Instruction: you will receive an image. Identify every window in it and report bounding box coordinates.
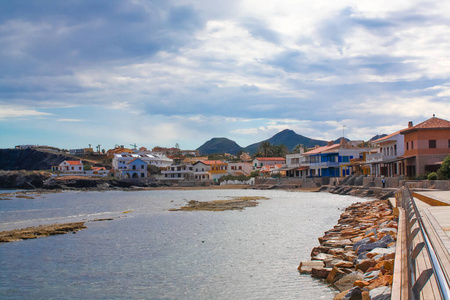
[141,165,144,169]
[448,139,450,148]
[429,140,436,148]
[406,142,409,150]
[411,141,414,149]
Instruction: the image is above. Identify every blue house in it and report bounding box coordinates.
[118,158,147,178]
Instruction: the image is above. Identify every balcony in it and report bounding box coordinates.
[310,161,340,167]
[366,153,397,163]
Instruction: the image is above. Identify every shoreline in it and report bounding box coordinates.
[0,184,397,299]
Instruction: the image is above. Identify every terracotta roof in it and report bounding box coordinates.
[254,157,286,161]
[66,160,82,165]
[127,158,145,164]
[371,129,405,144]
[401,117,450,134]
[197,160,226,165]
[304,143,340,155]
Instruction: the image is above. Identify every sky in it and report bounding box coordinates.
[1,0,450,151]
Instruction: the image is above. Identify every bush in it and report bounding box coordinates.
[438,154,450,180]
[427,172,438,180]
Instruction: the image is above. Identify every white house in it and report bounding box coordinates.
[112,153,173,170]
[227,162,252,176]
[252,157,286,170]
[52,160,83,173]
[366,129,405,176]
[302,139,370,177]
[161,164,195,181]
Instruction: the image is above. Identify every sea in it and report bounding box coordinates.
[0,189,361,299]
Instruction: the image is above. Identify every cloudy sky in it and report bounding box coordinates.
[1,0,450,150]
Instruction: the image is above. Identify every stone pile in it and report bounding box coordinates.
[298,199,397,300]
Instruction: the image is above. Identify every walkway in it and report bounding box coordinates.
[409,191,450,299]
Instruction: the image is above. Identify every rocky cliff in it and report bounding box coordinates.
[0,149,76,171]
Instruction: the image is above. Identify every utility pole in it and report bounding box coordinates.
[343,125,346,139]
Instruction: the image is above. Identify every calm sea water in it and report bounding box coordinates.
[0,189,360,299]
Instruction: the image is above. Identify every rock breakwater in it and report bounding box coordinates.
[299,199,397,300]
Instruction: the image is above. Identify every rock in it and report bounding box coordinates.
[367,275,393,290]
[333,260,354,268]
[373,260,394,272]
[311,246,331,256]
[366,247,395,259]
[369,286,391,300]
[352,237,371,251]
[327,267,347,284]
[311,267,332,279]
[323,238,353,248]
[355,260,376,273]
[312,253,335,261]
[353,280,370,288]
[298,261,324,274]
[329,248,345,256]
[363,270,380,281]
[356,234,394,255]
[334,272,364,292]
[342,286,362,300]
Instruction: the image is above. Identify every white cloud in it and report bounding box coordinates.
[0,104,52,120]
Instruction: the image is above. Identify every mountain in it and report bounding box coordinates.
[243,129,328,154]
[197,138,243,155]
[369,134,387,142]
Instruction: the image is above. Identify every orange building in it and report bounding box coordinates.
[400,116,450,177]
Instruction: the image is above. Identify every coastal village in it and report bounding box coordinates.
[3,115,450,300]
[14,115,449,188]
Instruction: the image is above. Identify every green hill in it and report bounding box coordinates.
[197,138,243,155]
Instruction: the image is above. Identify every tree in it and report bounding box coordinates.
[83,164,92,171]
[273,144,288,157]
[438,154,450,179]
[257,141,272,157]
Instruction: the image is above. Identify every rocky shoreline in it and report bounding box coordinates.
[299,199,397,300]
[0,222,88,243]
[169,196,270,211]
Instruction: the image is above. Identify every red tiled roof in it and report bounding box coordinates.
[371,129,405,144]
[66,160,82,165]
[197,160,226,165]
[127,158,145,164]
[401,117,450,134]
[254,157,286,161]
[304,143,340,155]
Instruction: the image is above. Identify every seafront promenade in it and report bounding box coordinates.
[393,189,450,299]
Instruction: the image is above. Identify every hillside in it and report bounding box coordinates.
[243,129,328,154]
[197,138,243,155]
[0,149,108,171]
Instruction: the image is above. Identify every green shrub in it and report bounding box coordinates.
[427,172,438,180]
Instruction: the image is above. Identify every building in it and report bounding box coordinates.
[365,130,405,177]
[301,139,370,177]
[400,116,450,177]
[152,147,200,157]
[52,160,83,172]
[112,153,173,171]
[252,157,286,170]
[227,162,252,176]
[193,160,228,181]
[117,158,148,178]
[107,146,135,158]
[69,148,94,156]
[161,164,195,182]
